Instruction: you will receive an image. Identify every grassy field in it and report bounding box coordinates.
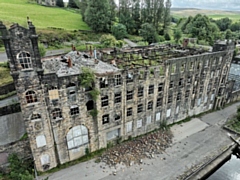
[0,0,90,30]
[171,8,240,22]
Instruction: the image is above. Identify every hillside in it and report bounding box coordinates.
[0,0,90,30]
[171,8,240,22]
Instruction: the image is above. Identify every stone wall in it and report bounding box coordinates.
[0,83,15,95]
[0,139,31,169]
[0,103,21,116]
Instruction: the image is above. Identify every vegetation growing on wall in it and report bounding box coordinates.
[0,153,34,180]
[79,67,99,118]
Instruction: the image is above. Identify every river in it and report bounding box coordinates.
[207,155,240,180]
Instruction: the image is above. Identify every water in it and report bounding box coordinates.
[207,155,240,180]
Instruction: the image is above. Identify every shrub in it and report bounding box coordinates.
[99,34,117,47]
[111,23,127,40]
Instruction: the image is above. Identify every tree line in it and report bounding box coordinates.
[59,0,172,44]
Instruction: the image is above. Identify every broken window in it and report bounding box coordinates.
[26,90,38,104]
[137,119,143,128]
[101,96,109,107]
[114,74,122,86]
[159,66,164,76]
[126,121,133,133]
[156,98,162,107]
[126,73,134,83]
[148,85,154,94]
[126,90,133,100]
[127,107,133,116]
[171,64,176,74]
[179,78,184,87]
[102,114,109,124]
[71,106,79,116]
[17,51,32,69]
[114,93,121,103]
[169,81,174,89]
[138,87,144,97]
[67,83,76,102]
[100,77,108,88]
[86,100,94,111]
[177,93,181,101]
[181,64,185,72]
[158,83,163,92]
[168,95,172,104]
[137,104,143,113]
[187,76,192,84]
[40,154,50,167]
[147,101,153,110]
[185,90,190,98]
[66,125,89,149]
[190,62,194,70]
[115,113,121,121]
[31,113,41,120]
[52,108,62,120]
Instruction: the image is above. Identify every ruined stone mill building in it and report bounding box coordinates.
[0,21,235,171]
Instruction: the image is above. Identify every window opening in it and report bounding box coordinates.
[114,93,121,103]
[18,51,32,69]
[101,96,109,107]
[102,114,109,124]
[137,104,143,113]
[26,91,37,103]
[127,107,133,116]
[126,90,133,100]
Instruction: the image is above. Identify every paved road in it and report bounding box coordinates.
[123,39,138,48]
[40,102,240,180]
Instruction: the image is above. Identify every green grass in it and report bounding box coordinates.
[0,0,90,30]
[208,14,240,22]
[0,67,13,86]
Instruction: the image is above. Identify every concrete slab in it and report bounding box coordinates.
[171,118,209,143]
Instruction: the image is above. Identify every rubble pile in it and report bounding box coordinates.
[99,129,173,167]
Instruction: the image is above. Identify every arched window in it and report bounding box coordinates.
[52,108,62,120]
[17,51,32,69]
[66,125,89,149]
[31,113,41,120]
[26,90,37,103]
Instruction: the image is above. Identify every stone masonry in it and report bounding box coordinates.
[0,21,235,171]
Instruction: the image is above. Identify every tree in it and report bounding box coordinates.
[174,29,182,43]
[163,0,172,31]
[215,17,232,31]
[111,23,127,40]
[56,0,64,7]
[139,23,159,45]
[85,0,111,32]
[68,0,78,8]
[230,22,240,32]
[225,29,233,39]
